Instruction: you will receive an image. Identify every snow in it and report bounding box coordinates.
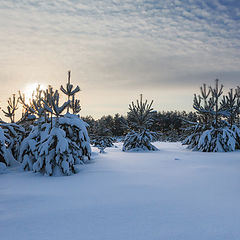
[1,142,240,240]
[0,162,7,173]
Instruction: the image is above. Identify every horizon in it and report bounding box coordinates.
[0,76,239,122]
[0,0,239,119]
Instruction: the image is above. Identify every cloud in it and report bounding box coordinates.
[0,0,239,116]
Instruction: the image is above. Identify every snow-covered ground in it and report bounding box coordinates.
[1,142,240,240]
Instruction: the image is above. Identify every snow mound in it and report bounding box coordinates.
[0,162,7,174]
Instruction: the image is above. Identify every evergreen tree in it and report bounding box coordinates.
[90,115,114,148]
[17,72,91,176]
[123,95,158,151]
[92,135,114,149]
[32,90,72,176]
[113,114,125,136]
[183,79,240,152]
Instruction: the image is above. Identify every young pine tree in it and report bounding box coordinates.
[122,94,158,151]
[183,79,239,152]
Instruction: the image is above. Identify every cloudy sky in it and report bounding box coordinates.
[0,0,239,118]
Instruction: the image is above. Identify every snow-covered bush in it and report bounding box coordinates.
[123,95,158,152]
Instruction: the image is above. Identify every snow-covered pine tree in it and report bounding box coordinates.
[220,87,240,149]
[122,94,158,151]
[0,127,16,167]
[32,90,75,176]
[18,112,50,171]
[18,85,51,171]
[123,129,157,151]
[16,72,91,176]
[91,118,114,149]
[96,139,107,153]
[33,122,81,176]
[0,121,25,160]
[59,113,91,162]
[32,86,91,176]
[92,135,114,148]
[183,79,240,152]
[19,122,51,171]
[59,72,91,161]
[162,124,182,142]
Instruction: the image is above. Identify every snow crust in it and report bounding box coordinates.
[1,142,240,240]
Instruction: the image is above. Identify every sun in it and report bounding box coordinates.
[23,83,46,104]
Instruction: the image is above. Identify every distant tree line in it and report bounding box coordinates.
[82,110,198,142]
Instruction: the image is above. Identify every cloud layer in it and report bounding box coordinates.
[0,0,239,117]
